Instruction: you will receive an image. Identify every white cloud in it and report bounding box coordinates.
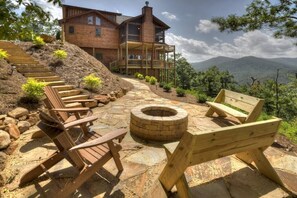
[213,37,223,42]
[166,31,297,62]
[161,11,178,21]
[35,0,62,19]
[195,19,219,33]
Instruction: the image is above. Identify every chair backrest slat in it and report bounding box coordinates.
[44,86,69,121]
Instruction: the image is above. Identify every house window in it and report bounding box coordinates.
[95,53,103,60]
[95,17,101,25]
[95,27,101,37]
[69,26,74,34]
[87,16,93,24]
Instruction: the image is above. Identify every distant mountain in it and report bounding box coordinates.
[268,58,297,67]
[191,56,297,84]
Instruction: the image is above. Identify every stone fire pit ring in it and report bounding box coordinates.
[130,104,188,141]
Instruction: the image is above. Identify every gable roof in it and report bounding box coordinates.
[118,14,170,29]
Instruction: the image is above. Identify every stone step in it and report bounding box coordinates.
[65,102,82,108]
[17,67,51,73]
[51,85,75,91]
[15,64,45,68]
[45,81,65,86]
[62,95,89,101]
[24,72,56,77]
[9,60,39,64]
[34,76,61,82]
[58,89,81,97]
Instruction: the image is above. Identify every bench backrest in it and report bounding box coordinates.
[160,118,281,190]
[215,89,264,122]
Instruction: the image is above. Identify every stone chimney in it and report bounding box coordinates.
[142,1,153,22]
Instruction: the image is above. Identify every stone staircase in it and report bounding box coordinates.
[0,41,96,107]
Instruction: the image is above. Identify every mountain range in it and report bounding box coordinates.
[191,56,297,84]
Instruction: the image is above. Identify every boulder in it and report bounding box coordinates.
[0,115,6,120]
[17,121,31,133]
[5,141,18,155]
[4,117,16,125]
[18,115,28,121]
[0,152,7,171]
[31,129,45,139]
[110,91,116,97]
[8,123,20,139]
[27,113,40,126]
[94,95,110,104]
[0,130,11,150]
[110,96,117,102]
[7,107,29,119]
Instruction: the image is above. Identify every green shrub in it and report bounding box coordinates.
[279,121,297,143]
[150,77,157,85]
[134,72,140,78]
[83,73,102,91]
[145,75,151,82]
[163,83,172,92]
[53,50,68,60]
[137,73,144,80]
[176,87,186,97]
[159,82,165,88]
[21,78,46,102]
[33,36,45,46]
[0,49,9,59]
[197,93,207,103]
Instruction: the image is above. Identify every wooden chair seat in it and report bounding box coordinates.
[206,101,248,120]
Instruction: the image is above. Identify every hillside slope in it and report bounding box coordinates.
[192,56,297,84]
[192,56,235,71]
[17,42,133,95]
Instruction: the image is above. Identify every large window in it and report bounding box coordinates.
[155,27,164,43]
[95,17,101,25]
[128,24,141,41]
[69,26,74,34]
[95,27,101,37]
[87,16,93,24]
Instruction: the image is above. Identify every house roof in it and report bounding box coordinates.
[118,14,170,29]
[116,15,133,24]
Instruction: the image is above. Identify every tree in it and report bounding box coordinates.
[174,54,196,89]
[212,0,297,39]
[0,0,62,40]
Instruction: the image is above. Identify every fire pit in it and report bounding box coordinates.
[130,104,188,141]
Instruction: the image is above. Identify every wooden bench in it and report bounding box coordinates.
[159,118,284,197]
[205,89,264,123]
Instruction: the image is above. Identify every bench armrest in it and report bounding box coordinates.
[51,107,90,113]
[63,115,98,129]
[69,129,127,150]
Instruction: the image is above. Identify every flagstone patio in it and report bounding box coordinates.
[2,78,297,197]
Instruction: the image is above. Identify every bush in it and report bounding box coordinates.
[145,75,151,82]
[137,73,144,80]
[21,78,46,102]
[33,36,45,47]
[0,49,9,59]
[176,87,186,97]
[54,50,68,60]
[134,72,140,78]
[159,82,165,88]
[163,83,172,92]
[197,93,207,103]
[150,77,157,85]
[83,73,102,91]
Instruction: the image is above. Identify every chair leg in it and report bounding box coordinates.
[19,151,64,186]
[176,173,191,198]
[107,142,123,171]
[205,107,215,117]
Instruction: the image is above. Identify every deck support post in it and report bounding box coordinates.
[125,23,129,75]
[174,46,176,86]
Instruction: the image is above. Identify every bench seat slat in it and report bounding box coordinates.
[206,102,247,119]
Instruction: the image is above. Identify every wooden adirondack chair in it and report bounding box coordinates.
[19,111,127,197]
[43,86,97,134]
[159,118,284,197]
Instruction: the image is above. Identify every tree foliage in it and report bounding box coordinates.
[0,0,61,40]
[211,0,297,39]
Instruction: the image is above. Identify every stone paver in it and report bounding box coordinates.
[2,78,297,197]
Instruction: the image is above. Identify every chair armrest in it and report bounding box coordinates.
[64,115,98,129]
[51,107,90,113]
[69,129,127,151]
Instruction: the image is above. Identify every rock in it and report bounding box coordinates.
[0,130,11,150]
[122,87,129,95]
[0,126,5,130]
[18,115,27,121]
[5,141,18,155]
[94,95,110,104]
[0,115,6,120]
[0,172,5,187]
[40,34,56,43]
[8,123,20,139]
[4,117,16,125]
[0,152,7,171]
[31,129,45,139]
[110,96,116,101]
[17,121,31,133]
[98,103,105,107]
[0,120,2,126]
[27,113,40,126]
[110,91,116,97]
[7,107,29,119]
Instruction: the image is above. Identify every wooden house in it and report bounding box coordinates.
[60,2,176,80]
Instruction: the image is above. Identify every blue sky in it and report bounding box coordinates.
[43,0,296,62]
